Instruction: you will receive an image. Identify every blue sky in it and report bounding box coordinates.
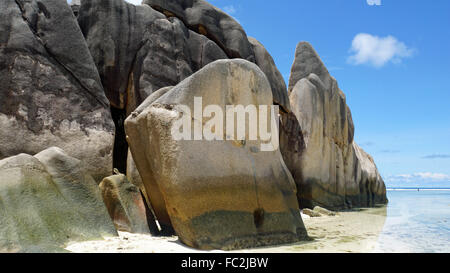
[72,0,450,187]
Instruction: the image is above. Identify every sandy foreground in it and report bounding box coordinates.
[65,207,388,253]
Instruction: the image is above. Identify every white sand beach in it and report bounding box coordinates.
[65,206,387,253]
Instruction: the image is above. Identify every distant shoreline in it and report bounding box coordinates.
[387,188,450,191]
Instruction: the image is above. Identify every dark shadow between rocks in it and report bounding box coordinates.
[111,106,128,174]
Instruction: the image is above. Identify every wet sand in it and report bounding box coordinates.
[65,206,387,253]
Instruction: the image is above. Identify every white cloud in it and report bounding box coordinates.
[385,173,450,183]
[222,5,237,15]
[348,33,414,67]
[367,0,381,5]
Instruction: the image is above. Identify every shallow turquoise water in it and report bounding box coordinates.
[374,190,450,253]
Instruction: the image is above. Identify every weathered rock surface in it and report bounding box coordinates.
[77,0,228,114]
[100,174,154,234]
[248,37,290,113]
[79,0,164,111]
[143,0,255,62]
[77,1,294,194]
[288,42,387,210]
[77,0,287,118]
[0,0,388,252]
[126,149,162,234]
[353,143,388,206]
[279,111,306,196]
[288,42,333,94]
[313,206,337,216]
[78,0,290,115]
[302,206,337,217]
[70,0,81,17]
[0,0,114,182]
[125,86,174,233]
[302,209,322,218]
[246,39,307,195]
[188,30,229,72]
[0,147,116,253]
[127,149,145,191]
[125,59,308,250]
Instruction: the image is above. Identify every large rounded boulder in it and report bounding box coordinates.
[0,147,116,253]
[125,59,308,250]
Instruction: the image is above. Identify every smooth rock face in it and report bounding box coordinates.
[125,59,307,250]
[99,174,152,234]
[143,0,255,62]
[288,42,387,210]
[0,0,114,182]
[248,37,290,113]
[0,148,116,253]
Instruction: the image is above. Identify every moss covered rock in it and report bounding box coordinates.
[0,147,117,253]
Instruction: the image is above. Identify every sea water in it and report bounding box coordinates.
[374,189,450,253]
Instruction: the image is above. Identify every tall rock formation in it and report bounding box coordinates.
[76,0,231,176]
[287,42,387,210]
[77,0,229,114]
[76,0,284,116]
[0,0,114,181]
[125,59,308,250]
[76,0,294,202]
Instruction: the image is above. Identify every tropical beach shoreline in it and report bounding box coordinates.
[66,207,388,253]
[65,189,450,253]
